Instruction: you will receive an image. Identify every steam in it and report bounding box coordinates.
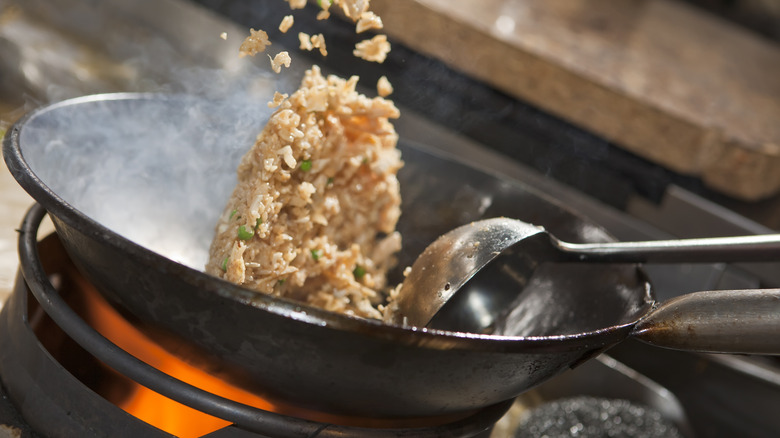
[20,93,257,268]
[10,0,381,270]
[11,8,317,269]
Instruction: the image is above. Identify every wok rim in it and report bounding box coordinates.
[2,92,654,354]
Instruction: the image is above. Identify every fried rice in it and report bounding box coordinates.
[206,66,403,319]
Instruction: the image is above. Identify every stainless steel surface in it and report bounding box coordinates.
[391,218,546,327]
[628,185,780,287]
[393,216,780,328]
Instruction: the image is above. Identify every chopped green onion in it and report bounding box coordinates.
[238,225,254,240]
[300,159,312,172]
[311,249,322,261]
[221,257,228,272]
[229,209,237,219]
[326,177,334,185]
[362,156,368,164]
[254,217,262,231]
[278,279,286,285]
[353,265,366,279]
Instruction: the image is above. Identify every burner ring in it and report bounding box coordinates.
[14,202,512,437]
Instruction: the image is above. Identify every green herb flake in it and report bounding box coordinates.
[311,249,322,261]
[221,257,229,272]
[254,217,263,231]
[237,225,254,240]
[229,209,237,219]
[327,177,334,185]
[300,159,313,172]
[278,279,286,285]
[353,265,366,279]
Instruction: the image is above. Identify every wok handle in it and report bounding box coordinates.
[630,289,780,355]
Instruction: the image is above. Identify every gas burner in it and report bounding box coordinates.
[0,206,512,438]
[0,205,697,438]
[3,205,779,437]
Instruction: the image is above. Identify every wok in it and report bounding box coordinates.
[2,93,769,419]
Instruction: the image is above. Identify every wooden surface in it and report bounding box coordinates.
[372,0,780,201]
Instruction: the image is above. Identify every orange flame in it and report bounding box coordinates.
[69,272,471,436]
[75,275,276,437]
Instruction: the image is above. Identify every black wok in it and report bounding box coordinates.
[2,93,760,419]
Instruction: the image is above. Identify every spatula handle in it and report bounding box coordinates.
[554,234,780,264]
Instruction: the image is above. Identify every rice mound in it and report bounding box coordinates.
[206,66,403,319]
